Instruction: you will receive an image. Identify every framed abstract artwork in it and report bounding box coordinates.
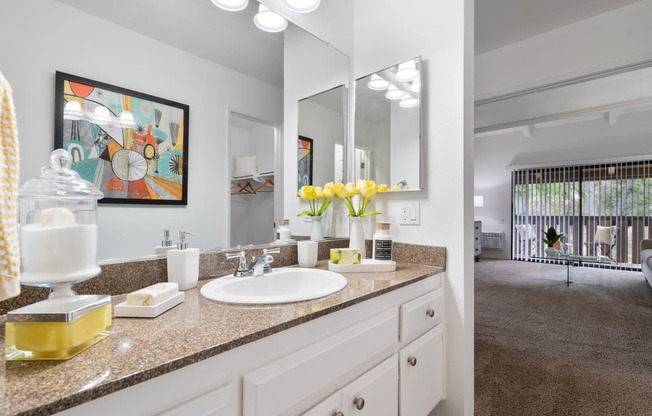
[298,135,313,190]
[54,72,190,205]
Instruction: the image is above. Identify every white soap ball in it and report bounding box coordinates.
[39,207,77,227]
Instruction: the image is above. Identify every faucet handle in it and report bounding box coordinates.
[225,250,246,260]
[263,248,281,255]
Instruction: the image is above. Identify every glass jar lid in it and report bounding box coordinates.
[19,149,104,200]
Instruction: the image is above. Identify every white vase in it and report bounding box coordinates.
[545,246,557,257]
[349,217,367,259]
[310,216,324,241]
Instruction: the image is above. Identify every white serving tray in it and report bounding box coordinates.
[328,259,396,273]
[114,292,185,318]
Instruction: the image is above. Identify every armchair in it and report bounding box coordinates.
[514,224,537,257]
[584,225,618,261]
[641,240,652,289]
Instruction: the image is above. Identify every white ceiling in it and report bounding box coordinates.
[54,0,643,85]
[54,0,284,87]
[475,0,642,54]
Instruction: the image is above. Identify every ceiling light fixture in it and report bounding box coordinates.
[254,4,288,32]
[63,100,84,121]
[396,60,419,82]
[385,85,405,100]
[210,0,249,12]
[399,94,419,108]
[367,74,390,90]
[284,0,320,13]
[409,79,421,93]
[92,106,112,125]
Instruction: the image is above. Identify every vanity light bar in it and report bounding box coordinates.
[211,0,249,12]
[368,74,390,90]
[284,0,321,13]
[254,4,288,32]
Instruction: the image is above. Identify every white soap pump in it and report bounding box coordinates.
[155,228,175,255]
[167,231,200,290]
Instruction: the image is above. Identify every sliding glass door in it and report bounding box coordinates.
[512,161,652,269]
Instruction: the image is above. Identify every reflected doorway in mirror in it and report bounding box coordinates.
[298,135,314,190]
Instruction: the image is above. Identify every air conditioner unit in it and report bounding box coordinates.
[481,232,504,250]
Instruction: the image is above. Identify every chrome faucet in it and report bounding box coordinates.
[225,248,281,277]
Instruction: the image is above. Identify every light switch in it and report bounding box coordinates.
[399,202,420,225]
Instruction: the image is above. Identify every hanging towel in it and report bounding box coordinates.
[0,70,20,301]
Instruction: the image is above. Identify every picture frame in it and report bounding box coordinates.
[54,71,190,205]
[298,135,314,190]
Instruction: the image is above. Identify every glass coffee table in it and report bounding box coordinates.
[532,253,611,286]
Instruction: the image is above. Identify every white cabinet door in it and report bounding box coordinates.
[158,382,238,416]
[399,326,444,416]
[341,355,398,416]
[302,391,342,416]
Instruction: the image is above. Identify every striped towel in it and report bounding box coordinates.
[0,71,20,301]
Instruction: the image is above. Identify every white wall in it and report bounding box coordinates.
[0,0,282,260]
[475,1,652,99]
[354,0,475,415]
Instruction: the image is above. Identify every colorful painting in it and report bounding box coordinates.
[54,72,189,205]
[298,136,313,191]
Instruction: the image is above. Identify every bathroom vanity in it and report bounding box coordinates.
[0,259,444,416]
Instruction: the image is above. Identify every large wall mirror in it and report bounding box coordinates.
[4,0,349,261]
[354,57,422,190]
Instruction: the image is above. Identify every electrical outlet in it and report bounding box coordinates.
[399,202,420,225]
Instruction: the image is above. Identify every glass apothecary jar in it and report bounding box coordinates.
[18,149,104,297]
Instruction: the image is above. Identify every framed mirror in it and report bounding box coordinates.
[298,85,347,189]
[4,0,349,261]
[354,57,422,191]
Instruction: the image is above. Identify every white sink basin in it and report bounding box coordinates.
[200,268,348,304]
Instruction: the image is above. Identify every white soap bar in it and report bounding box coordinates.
[127,282,179,306]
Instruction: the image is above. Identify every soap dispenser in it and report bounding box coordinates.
[155,229,175,255]
[167,231,200,290]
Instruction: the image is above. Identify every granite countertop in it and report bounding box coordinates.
[0,261,442,416]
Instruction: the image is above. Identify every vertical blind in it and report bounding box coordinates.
[512,160,652,270]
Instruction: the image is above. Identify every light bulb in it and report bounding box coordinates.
[284,0,320,13]
[399,94,419,108]
[211,0,248,12]
[396,60,419,82]
[254,4,288,32]
[63,100,83,121]
[367,74,390,90]
[92,106,112,125]
[385,85,405,100]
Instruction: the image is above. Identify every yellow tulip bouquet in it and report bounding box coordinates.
[333,180,389,217]
[297,183,335,217]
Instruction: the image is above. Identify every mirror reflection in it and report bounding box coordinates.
[4,0,349,261]
[298,85,347,188]
[354,57,422,190]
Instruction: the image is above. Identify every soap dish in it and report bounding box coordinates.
[114,292,185,318]
[328,259,396,273]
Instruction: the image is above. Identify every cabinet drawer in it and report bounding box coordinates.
[243,308,399,416]
[158,382,237,416]
[400,289,442,343]
[399,327,444,415]
[341,355,398,416]
[303,391,342,416]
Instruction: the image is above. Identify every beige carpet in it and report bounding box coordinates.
[474,259,652,416]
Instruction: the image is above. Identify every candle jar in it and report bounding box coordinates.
[18,149,104,297]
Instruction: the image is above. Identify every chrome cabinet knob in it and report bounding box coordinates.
[353,397,365,410]
[426,308,435,318]
[333,412,344,416]
[408,356,417,366]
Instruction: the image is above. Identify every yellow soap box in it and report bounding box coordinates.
[5,295,111,361]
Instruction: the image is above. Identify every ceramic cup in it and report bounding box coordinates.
[297,240,318,267]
